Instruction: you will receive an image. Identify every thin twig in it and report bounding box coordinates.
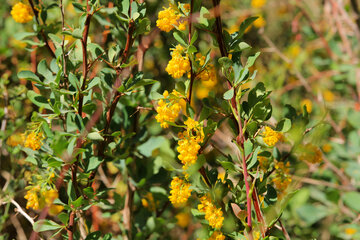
[11,199,34,225]
[27,0,56,58]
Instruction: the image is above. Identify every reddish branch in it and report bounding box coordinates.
[210,0,266,236]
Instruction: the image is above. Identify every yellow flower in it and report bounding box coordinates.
[155,90,183,128]
[272,161,292,193]
[177,129,203,169]
[287,44,301,58]
[6,133,23,147]
[323,90,335,102]
[49,204,64,216]
[209,231,225,240]
[166,45,191,79]
[251,0,266,8]
[301,99,313,113]
[178,20,188,31]
[258,156,270,171]
[245,231,261,240]
[184,117,200,130]
[24,186,62,214]
[24,186,40,210]
[254,16,266,28]
[297,143,322,164]
[198,195,224,229]
[141,192,156,211]
[196,86,210,99]
[217,172,226,183]
[23,131,43,150]
[11,2,34,23]
[175,212,191,228]
[322,143,332,153]
[43,189,58,205]
[262,127,282,147]
[177,117,204,170]
[156,7,180,32]
[183,4,191,13]
[345,227,357,235]
[169,177,192,206]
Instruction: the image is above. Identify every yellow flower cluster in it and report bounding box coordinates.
[11,2,34,23]
[155,90,184,128]
[258,156,270,171]
[24,186,64,215]
[301,99,313,113]
[24,185,40,210]
[209,231,225,240]
[254,16,266,28]
[177,118,204,169]
[141,192,157,211]
[272,161,292,193]
[156,4,190,32]
[166,45,191,79]
[198,195,224,229]
[156,7,180,32]
[345,227,357,236]
[262,126,282,147]
[169,177,192,206]
[251,0,266,8]
[194,53,218,99]
[23,131,43,150]
[298,143,322,164]
[175,212,191,228]
[6,133,23,147]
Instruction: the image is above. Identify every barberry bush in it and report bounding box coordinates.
[1,0,360,240]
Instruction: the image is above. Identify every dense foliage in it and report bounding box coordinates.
[1,0,360,240]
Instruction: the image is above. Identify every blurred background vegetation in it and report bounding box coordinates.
[1,0,360,239]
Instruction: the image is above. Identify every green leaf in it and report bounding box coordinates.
[71,196,83,208]
[245,52,260,68]
[265,184,277,205]
[58,212,69,225]
[18,71,41,83]
[72,2,84,12]
[68,73,80,89]
[27,90,52,110]
[276,118,291,132]
[67,181,77,202]
[33,219,61,232]
[247,146,260,169]
[191,208,205,218]
[135,18,151,35]
[218,57,233,70]
[127,79,157,91]
[14,32,36,41]
[85,232,102,240]
[173,31,187,46]
[87,132,104,141]
[252,99,272,122]
[199,7,212,27]
[223,88,234,100]
[72,28,83,39]
[244,139,253,157]
[149,91,163,100]
[190,30,198,45]
[343,192,360,212]
[37,59,53,80]
[238,16,258,38]
[296,204,329,225]
[87,156,103,172]
[48,33,62,45]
